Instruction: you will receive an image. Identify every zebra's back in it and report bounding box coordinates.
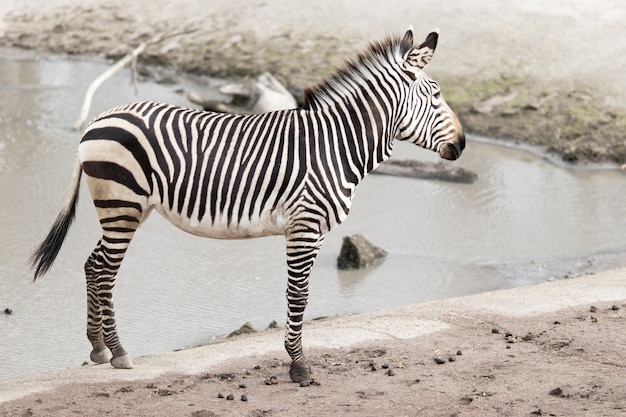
[79,101,308,239]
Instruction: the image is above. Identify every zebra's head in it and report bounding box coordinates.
[395,28,465,161]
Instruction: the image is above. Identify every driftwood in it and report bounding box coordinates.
[373,159,478,184]
[187,72,297,114]
[73,29,195,131]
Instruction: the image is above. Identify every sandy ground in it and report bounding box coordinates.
[1,1,626,416]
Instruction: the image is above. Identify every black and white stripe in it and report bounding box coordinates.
[31,27,465,381]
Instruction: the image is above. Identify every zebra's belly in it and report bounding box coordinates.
[154,206,286,239]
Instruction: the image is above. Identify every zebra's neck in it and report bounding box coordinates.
[302,96,395,189]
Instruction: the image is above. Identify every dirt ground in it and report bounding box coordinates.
[1,1,626,416]
[1,300,625,417]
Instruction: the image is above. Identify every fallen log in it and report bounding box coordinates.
[373,159,477,184]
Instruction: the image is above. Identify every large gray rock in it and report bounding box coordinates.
[337,234,388,270]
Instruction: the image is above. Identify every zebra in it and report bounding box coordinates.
[31,27,465,382]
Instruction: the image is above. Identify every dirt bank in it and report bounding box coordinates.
[1,0,625,166]
[2,270,626,416]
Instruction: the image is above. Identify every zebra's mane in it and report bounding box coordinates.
[302,33,413,110]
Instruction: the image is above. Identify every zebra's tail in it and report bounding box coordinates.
[30,152,82,281]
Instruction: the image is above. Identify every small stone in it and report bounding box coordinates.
[591,316,598,323]
[381,363,389,369]
[456,350,463,356]
[448,356,456,362]
[299,380,310,387]
[387,369,395,376]
[217,393,224,399]
[4,308,12,315]
[590,306,597,313]
[239,384,246,389]
[611,304,619,311]
[226,394,235,401]
[549,387,563,397]
[492,328,500,334]
[370,363,378,371]
[228,322,257,338]
[241,395,248,402]
[553,320,561,325]
[505,332,513,338]
[435,357,446,365]
[264,375,278,385]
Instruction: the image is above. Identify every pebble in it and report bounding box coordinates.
[239,384,246,389]
[612,304,620,311]
[241,395,248,402]
[299,380,310,387]
[387,369,395,376]
[381,363,389,369]
[553,320,561,325]
[491,328,500,334]
[590,306,597,313]
[264,375,278,385]
[226,394,235,401]
[448,356,456,362]
[4,308,12,315]
[217,393,225,399]
[456,350,463,356]
[435,357,446,365]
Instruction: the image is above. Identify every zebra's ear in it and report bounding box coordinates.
[399,26,414,60]
[404,28,439,71]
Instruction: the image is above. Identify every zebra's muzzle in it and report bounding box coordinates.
[438,134,465,161]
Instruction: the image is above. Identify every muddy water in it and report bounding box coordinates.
[2,55,626,380]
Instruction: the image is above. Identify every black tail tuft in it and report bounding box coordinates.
[30,200,78,281]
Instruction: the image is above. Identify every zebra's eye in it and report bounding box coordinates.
[433,91,441,99]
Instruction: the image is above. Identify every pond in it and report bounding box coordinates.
[2,53,626,380]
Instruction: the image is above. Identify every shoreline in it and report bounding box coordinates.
[1,269,625,415]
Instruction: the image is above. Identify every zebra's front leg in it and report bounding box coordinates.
[284,231,325,382]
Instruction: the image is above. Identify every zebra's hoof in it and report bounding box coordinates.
[111,354,134,369]
[289,360,311,382]
[90,348,112,364]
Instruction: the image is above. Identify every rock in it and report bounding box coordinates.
[373,159,477,184]
[188,72,297,114]
[227,322,257,338]
[337,234,388,270]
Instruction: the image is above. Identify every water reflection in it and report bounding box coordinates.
[1,54,626,380]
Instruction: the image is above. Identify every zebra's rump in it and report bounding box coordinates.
[79,101,307,237]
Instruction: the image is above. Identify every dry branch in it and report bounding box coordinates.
[73,29,195,131]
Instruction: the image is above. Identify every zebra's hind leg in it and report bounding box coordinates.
[284,229,325,382]
[85,204,141,369]
[85,243,112,364]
